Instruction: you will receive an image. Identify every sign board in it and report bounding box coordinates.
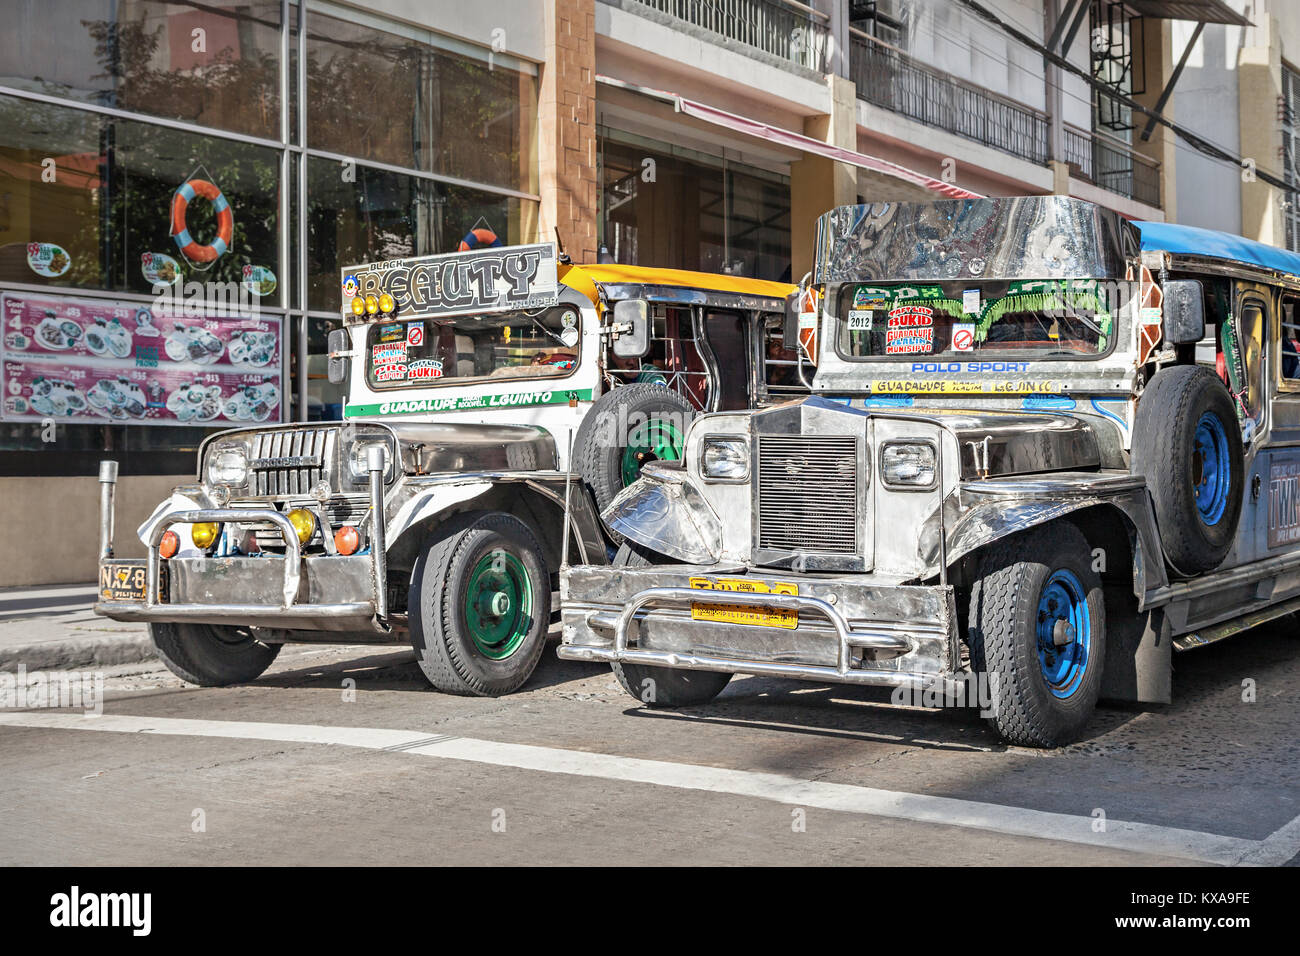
[340,243,560,322]
[1,291,284,426]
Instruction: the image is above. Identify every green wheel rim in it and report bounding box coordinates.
[620,418,684,487]
[463,550,534,660]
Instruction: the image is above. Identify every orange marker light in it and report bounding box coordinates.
[334,526,362,555]
[159,530,180,559]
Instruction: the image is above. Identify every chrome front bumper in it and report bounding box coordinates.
[93,449,392,635]
[558,564,963,691]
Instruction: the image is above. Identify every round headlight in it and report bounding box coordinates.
[206,444,248,486]
[348,441,389,481]
[701,438,749,480]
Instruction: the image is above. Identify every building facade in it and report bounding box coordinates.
[0,0,1264,585]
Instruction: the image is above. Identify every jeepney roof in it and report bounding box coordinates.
[813,196,1138,284]
[1136,220,1300,279]
[560,262,794,313]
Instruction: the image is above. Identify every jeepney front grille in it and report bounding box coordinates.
[250,428,332,496]
[756,435,860,554]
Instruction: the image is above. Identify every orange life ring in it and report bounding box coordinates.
[457,226,502,251]
[171,179,233,263]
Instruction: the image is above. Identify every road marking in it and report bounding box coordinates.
[0,710,1291,866]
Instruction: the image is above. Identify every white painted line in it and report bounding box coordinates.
[0,710,1282,866]
[1239,810,1300,866]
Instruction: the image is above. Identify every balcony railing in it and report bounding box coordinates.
[1064,124,1161,209]
[849,30,1049,165]
[608,0,829,73]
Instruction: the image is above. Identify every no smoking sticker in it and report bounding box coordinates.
[952,323,975,352]
[406,322,424,347]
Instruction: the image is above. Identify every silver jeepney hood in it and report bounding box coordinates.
[750,399,1099,480]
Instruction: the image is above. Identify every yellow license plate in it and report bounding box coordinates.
[689,577,798,629]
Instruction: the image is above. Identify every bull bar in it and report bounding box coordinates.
[93,447,391,632]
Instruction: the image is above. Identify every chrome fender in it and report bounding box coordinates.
[384,479,496,545]
[602,465,722,564]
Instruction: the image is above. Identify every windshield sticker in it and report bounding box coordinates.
[885,305,934,354]
[344,387,595,417]
[407,359,443,382]
[952,323,975,352]
[377,323,403,343]
[963,288,980,314]
[406,322,424,347]
[847,309,874,330]
[372,343,406,364]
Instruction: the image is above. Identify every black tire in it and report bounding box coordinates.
[967,523,1106,748]
[149,622,282,686]
[1131,364,1244,574]
[608,541,732,707]
[574,383,695,518]
[409,511,551,697]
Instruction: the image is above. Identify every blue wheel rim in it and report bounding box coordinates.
[1036,568,1091,699]
[1192,411,1231,526]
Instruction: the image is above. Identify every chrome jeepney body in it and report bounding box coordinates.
[93,244,797,655]
[559,196,1292,707]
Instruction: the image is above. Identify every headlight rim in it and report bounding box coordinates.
[699,435,750,482]
[205,440,250,489]
[878,438,939,491]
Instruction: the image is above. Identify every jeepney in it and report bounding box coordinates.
[94,242,800,696]
[559,196,1300,746]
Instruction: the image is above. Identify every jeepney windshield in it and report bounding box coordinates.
[836,279,1115,361]
[364,304,580,390]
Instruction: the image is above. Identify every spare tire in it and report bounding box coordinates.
[574,383,695,517]
[1130,364,1244,574]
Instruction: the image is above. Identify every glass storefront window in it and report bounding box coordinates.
[600,136,791,281]
[0,1,284,141]
[0,94,281,297]
[306,156,532,312]
[306,12,538,194]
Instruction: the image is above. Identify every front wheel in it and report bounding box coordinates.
[409,511,551,697]
[149,622,282,686]
[608,540,731,707]
[967,523,1106,747]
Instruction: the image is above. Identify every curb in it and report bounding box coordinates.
[0,634,157,672]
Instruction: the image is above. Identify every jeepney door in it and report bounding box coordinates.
[1230,289,1269,564]
[1259,290,1300,557]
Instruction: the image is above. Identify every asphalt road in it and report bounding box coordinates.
[1,617,1298,867]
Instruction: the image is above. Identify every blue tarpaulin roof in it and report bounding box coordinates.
[1135,220,1300,277]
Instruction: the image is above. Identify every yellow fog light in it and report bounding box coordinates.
[191,522,219,550]
[287,508,316,544]
[350,295,366,317]
[378,292,395,314]
[364,293,379,316]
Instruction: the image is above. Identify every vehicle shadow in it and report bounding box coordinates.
[617,674,1151,754]
[253,639,608,694]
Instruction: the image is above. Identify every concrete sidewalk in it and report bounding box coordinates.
[0,583,155,671]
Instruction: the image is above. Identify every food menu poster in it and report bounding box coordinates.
[1,292,285,427]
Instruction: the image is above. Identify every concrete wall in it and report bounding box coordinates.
[0,475,184,588]
[1172,17,1244,233]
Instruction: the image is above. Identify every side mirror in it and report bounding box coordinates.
[1162,279,1206,345]
[783,290,800,347]
[611,299,650,359]
[327,327,350,385]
